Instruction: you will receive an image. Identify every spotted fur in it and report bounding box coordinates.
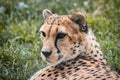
[30,9,120,80]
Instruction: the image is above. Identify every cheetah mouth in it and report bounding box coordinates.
[46,59,51,63]
[45,55,64,65]
[46,56,62,63]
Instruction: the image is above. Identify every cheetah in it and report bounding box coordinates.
[30,9,120,80]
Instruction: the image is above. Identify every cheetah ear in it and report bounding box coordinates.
[69,12,88,33]
[42,9,53,19]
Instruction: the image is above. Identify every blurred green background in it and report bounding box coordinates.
[0,0,120,80]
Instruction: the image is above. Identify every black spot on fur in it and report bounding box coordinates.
[47,73,52,77]
[94,55,97,57]
[81,61,86,65]
[54,71,59,74]
[100,54,102,56]
[107,76,111,78]
[55,74,59,77]
[41,74,46,77]
[68,67,73,69]
[68,36,72,40]
[90,70,94,72]
[61,62,66,66]
[73,74,79,77]
[59,66,64,70]
[62,72,65,74]
[93,59,98,62]
[53,78,58,80]
[73,78,77,80]
[95,45,98,48]
[93,74,98,76]
[78,60,83,63]
[71,61,76,64]
[90,61,95,64]
[73,42,76,44]
[100,58,103,61]
[58,23,60,25]
[67,71,72,75]
[92,38,95,40]
[75,68,80,72]
[96,50,99,53]
[90,50,93,53]
[95,65,100,68]
[66,64,71,67]
[67,71,71,73]
[73,49,76,52]
[73,52,75,54]
[96,76,101,78]
[48,70,51,72]
[71,48,73,50]
[85,77,90,79]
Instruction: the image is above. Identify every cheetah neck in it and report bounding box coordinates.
[82,29,106,63]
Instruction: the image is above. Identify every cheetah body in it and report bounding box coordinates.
[30,9,120,80]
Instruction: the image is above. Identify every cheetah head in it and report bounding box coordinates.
[40,9,88,65]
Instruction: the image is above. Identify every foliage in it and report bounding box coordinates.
[0,0,120,79]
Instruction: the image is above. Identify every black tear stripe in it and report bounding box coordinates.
[55,38,61,53]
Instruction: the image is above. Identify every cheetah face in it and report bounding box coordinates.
[40,9,88,65]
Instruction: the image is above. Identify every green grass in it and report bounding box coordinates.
[0,0,120,80]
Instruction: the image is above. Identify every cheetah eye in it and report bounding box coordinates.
[57,33,66,39]
[41,31,46,37]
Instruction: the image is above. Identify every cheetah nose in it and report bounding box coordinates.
[41,51,52,58]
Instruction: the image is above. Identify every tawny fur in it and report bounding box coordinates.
[30,9,120,80]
